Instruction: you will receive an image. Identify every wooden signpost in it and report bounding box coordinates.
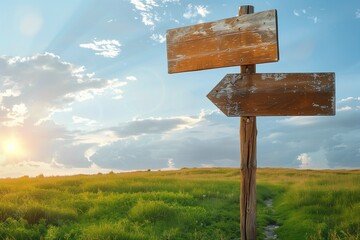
[166,5,335,240]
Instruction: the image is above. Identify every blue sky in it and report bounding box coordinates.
[0,0,359,177]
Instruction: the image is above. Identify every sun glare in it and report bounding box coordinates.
[3,138,20,155]
[5,141,17,153]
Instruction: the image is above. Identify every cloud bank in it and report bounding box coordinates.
[0,53,133,176]
[0,53,359,178]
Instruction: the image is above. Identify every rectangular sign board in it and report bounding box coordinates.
[207,73,335,116]
[166,9,279,74]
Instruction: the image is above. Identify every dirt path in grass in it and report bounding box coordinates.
[264,199,279,240]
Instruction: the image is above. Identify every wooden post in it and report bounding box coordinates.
[239,5,257,240]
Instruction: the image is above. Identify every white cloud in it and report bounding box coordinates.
[261,132,284,144]
[293,8,319,24]
[111,113,205,139]
[339,96,360,102]
[309,16,318,24]
[132,0,146,11]
[167,158,175,169]
[84,148,96,162]
[3,103,29,127]
[72,116,97,126]
[297,153,311,169]
[112,95,124,100]
[278,116,318,126]
[126,76,137,81]
[0,88,21,98]
[131,0,151,11]
[161,0,179,3]
[337,96,360,112]
[196,5,210,17]
[131,0,160,27]
[74,130,120,147]
[150,33,166,43]
[161,158,177,171]
[356,9,360,18]
[183,4,210,19]
[79,39,121,58]
[338,97,360,112]
[0,159,119,178]
[338,106,352,112]
[63,77,127,102]
[140,11,158,26]
[293,8,307,17]
[130,0,181,42]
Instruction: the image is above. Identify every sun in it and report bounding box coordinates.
[5,141,17,154]
[3,138,20,155]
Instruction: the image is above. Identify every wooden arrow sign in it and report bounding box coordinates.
[166,9,279,74]
[207,73,335,116]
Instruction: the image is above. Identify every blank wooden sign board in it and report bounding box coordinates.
[166,5,335,240]
[167,9,279,73]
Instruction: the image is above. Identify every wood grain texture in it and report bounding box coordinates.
[239,7,257,240]
[207,72,335,117]
[240,116,257,240]
[238,7,257,237]
[166,9,279,73]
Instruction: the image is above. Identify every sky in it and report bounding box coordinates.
[0,0,359,178]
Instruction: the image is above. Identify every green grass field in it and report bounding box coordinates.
[0,168,359,240]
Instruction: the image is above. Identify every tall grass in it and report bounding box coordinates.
[257,169,360,240]
[0,168,358,239]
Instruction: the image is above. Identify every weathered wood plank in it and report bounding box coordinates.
[166,9,279,73]
[238,7,257,239]
[207,73,335,116]
[240,116,257,240]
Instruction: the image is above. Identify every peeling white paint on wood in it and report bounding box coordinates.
[192,30,207,36]
[211,21,232,32]
[249,86,258,93]
[261,73,288,81]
